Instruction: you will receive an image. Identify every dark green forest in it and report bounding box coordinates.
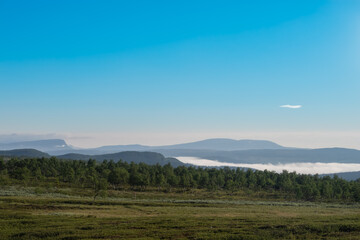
[1,157,360,202]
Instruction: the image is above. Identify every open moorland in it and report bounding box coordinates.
[1,186,360,240]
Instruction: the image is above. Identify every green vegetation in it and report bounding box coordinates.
[1,157,360,239]
[1,187,360,239]
[1,157,360,202]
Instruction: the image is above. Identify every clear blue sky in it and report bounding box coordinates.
[0,0,359,147]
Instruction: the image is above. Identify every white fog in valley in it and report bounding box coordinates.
[176,157,360,175]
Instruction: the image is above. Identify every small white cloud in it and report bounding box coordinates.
[280,104,302,109]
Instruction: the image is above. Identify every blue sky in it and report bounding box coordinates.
[0,0,359,148]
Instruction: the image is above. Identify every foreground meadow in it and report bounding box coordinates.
[1,187,360,239]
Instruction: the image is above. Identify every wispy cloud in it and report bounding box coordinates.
[280,104,302,109]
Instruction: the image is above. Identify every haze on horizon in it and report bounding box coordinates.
[1,132,360,151]
[1,1,359,149]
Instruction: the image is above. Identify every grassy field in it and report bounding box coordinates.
[1,186,360,239]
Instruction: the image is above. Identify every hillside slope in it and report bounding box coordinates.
[0,149,50,158]
[57,151,184,166]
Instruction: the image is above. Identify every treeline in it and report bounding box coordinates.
[1,157,360,202]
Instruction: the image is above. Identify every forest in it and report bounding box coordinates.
[1,157,360,202]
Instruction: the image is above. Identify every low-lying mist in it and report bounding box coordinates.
[176,157,360,175]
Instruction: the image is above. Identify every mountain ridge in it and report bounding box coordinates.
[57,151,184,167]
[0,138,289,155]
[0,149,184,167]
[0,149,50,158]
[156,148,360,164]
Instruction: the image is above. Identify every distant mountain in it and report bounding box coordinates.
[42,138,288,155]
[53,138,287,155]
[0,139,73,153]
[156,148,360,164]
[1,138,359,167]
[96,144,152,152]
[322,171,360,181]
[157,138,286,151]
[40,143,154,156]
[0,149,50,158]
[0,148,184,167]
[57,151,184,167]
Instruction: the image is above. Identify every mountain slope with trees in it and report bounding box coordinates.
[57,151,184,167]
[0,149,50,158]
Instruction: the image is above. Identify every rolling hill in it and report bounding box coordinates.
[0,149,50,158]
[0,148,184,167]
[57,151,184,167]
